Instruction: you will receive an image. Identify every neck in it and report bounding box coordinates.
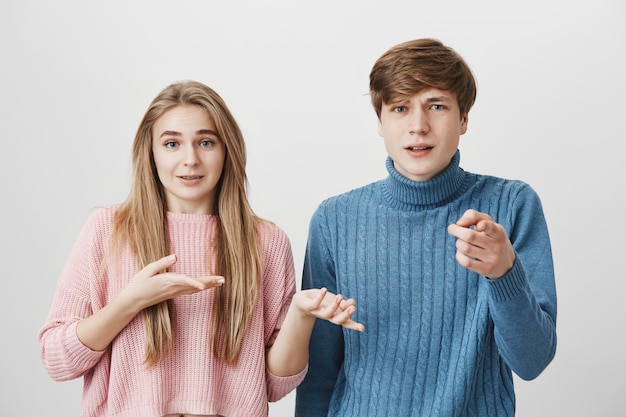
[382,149,467,210]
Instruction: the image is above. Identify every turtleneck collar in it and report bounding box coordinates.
[381,149,468,210]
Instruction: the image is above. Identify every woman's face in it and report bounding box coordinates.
[152,104,225,214]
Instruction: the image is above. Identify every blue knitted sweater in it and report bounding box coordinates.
[295,150,557,417]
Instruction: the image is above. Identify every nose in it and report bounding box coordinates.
[409,108,429,135]
[184,147,199,166]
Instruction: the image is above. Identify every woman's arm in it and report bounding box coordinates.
[266,288,364,377]
[77,254,224,351]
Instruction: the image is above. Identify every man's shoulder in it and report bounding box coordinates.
[472,172,533,193]
[468,173,543,213]
[319,180,383,207]
[309,181,383,224]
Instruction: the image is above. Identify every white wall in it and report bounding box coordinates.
[1,1,624,415]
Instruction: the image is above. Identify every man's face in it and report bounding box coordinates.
[378,87,468,182]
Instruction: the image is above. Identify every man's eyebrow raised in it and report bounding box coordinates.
[425,95,454,102]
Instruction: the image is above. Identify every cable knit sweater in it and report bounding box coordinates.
[39,207,305,417]
[295,150,557,417]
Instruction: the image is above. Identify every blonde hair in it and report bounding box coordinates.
[111,80,262,366]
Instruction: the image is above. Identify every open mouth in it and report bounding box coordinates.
[178,175,203,180]
[407,146,432,151]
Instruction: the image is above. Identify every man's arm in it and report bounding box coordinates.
[448,187,557,379]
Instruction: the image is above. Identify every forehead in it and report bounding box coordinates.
[385,87,457,105]
[153,104,214,132]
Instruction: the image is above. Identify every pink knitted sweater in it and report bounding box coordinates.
[39,206,306,417]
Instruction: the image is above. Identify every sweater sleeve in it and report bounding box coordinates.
[38,208,112,381]
[487,185,557,380]
[260,222,308,402]
[295,202,345,417]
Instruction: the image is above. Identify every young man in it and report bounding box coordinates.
[295,38,557,417]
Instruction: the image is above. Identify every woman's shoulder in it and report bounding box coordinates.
[84,204,119,225]
[255,218,292,251]
[256,217,288,238]
[77,205,120,238]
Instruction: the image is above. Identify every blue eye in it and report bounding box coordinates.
[393,106,407,113]
[432,104,444,110]
[164,141,178,148]
[200,139,215,148]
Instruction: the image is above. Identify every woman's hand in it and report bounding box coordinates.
[292,288,365,332]
[267,287,365,377]
[76,254,223,352]
[122,254,225,311]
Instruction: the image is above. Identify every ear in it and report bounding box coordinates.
[460,113,469,135]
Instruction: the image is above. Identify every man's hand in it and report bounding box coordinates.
[447,209,516,279]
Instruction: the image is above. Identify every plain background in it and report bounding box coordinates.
[1,1,624,416]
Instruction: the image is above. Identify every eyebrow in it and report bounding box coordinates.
[424,95,455,103]
[389,95,455,105]
[159,129,220,138]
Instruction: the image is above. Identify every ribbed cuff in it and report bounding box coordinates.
[267,364,308,402]
[65,320,106,364]
[487,257,528,302]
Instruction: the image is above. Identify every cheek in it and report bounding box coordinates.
[212,150,226,171]
[152,153,174,179]
[152,153,164,173]
[459,114,468,135]
[214,158,226,177]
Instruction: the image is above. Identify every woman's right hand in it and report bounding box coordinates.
[122,254,225,311]
[76,254,223,351]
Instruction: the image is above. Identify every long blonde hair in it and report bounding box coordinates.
[111,80,262,366]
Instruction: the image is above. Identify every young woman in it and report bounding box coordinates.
[39,80,363,417]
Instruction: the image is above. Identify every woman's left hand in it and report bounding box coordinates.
[292,288,365,332]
